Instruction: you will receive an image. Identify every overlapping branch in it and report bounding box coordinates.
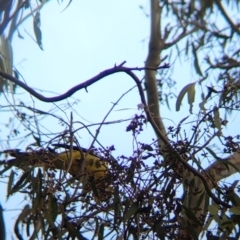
[0,62,232,208]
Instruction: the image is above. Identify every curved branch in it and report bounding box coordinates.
[0,64,169,103]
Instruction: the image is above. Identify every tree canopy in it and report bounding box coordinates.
[0,0,240,239]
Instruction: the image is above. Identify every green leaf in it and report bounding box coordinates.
[188,83,196,114]
[48,195,58,225]
[123,202,139,222]
[7,170,15,199]
[0,36,13,94]
[213,107,221,130]
[182,205,202,225]
[8,171,31,196]
[33,11,43,50]
[205,147,225,162]
[208,205,219,216]
[176,82,196,112]
[114,186,121,225]
[230,206,240,215]
[195,191,206,210]
[67,222,87,240]
[98,223,104,240]
[14,205,31,240]
[199,98,207,112]
[0,36,13,75]
[188,226,199,240]
[192,43,203,76]
[89,177,100,200]
[154,221,165,240]
[165,94,171,111]
[185,39,189,56]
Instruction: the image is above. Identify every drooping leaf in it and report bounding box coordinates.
[230,206,240,215]
[192,43,203,76]
[208,205,219,216]
[48,195,58,225]
[98,223,104,240]
[153,221,165,240]
[7,170,15,199]
[188,226,199,240]
[188,83,196,114]
[14,205,31,240]
[8,171,31,196]
[123,202,139,222]
[0,36,13,94]
[176,82,196,112]
[114,186,121,225]
[182,205,202,225]
[67,222,87,240]
[33,11,43,50]
[195,191,206,211]
[89,176,100,201]
[213,107,221,130]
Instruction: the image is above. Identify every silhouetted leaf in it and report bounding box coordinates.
[8,171,31,196]
[0,36,13,94]
[67,222,87,240]
[7,170,15,198]
[176,82,196,112]
[192,43,203,76]
[98,223,104,240]
[89,177,100,200]
[195,191,206,210]
[182,205,202,225]
[114,186,121,225]
[14,205,31,240]
[188,226,199,240]
[230,206,240,215]
[213,107,221,130]
[33,11,43,50]
[123,202,139,222]
[48,195,58,225]
[188,83,196,114]
[208,205,219,223]
[154,221,165,240]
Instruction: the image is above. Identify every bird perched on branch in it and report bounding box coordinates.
[2,144,108,179]
[0,144,110,201]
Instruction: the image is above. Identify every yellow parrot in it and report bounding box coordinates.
[2,144,108,181]
[1,144,113,202]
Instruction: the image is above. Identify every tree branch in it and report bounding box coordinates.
[0,63,232,208]
[145,0,167,150]
[0,64,169,103]
[164,27,197,49]
[206,151,240,186]
[215,0,240,35]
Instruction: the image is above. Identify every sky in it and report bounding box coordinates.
[0,0,239,239]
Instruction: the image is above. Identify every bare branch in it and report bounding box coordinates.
[0,64,169,103]
[164,27,197,49]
